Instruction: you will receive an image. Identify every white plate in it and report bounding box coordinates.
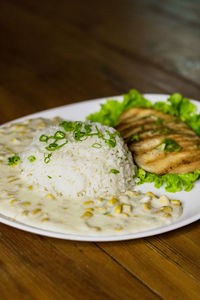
[0,94,200,241]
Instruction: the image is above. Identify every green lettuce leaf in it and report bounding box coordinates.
[86,89,200,192]
[136,168,200,193]
[86,89,152,127]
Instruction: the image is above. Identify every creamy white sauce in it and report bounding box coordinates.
[0,118,182,235]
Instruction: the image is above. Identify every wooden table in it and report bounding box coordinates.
[0,1,199,299]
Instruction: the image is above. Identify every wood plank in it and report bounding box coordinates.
[0,0,199,113]
[98,222,200,300]
[147,222,200,282]
[0,1,199,299]
[11,0,199,87]
[0,224,160,300]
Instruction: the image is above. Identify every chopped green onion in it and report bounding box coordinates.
[48,175,52,179]
[59,121,74,132]
[44,153,52,164]
[56,141,68,149]
[45,141,68,151]
[73,131,87,141]
[28,155,36,162]
[159,138,181,154]
[110,169,120,174]
[115,131,121,137]
[8,155,20,166]
[92,143,102,149]
[45,142,58,151]
[84,124,92,134]
[105,139,115,147]
[59,121,119,148]
[131,133,140,142]
[39,134,49,142]
[54,131,66,140]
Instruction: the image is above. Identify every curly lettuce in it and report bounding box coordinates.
[86,89,200,192]
[136,168,200,193]
[86,89,152,127]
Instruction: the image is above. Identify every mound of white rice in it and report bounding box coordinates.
[19,121,136,199]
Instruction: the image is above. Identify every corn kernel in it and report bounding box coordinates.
[171,200,181,206]
[159,195,169,205]
[20,131,25,136]
[115,227,123,231]
[45,193,55,199]
[28,185,33,190]
[8,178,19,183]
[122,213,129,217]
[81,211,93,218]
[143,202,151,210]
[108,198,118,205]
[22,202,31,206]
[86,207,94,212]
[146,192,156,198]
[125,190,139,196]
[41,218,49,222]
[14,124,26,130]
[91,226,101,232]
[38,122,45,128]
[22,210,29,216]
[114,204,122,214]
[53,117,59,122]
[122,204,132,213]
[5,147,14,153]
[83,201,94,205]
[163,213,171,218]
[160,206,172,213]
[106,214,114,217]
[32,208,42,215]
[133,191,139,196]
[95,206,106,212]
[10,199,17,204]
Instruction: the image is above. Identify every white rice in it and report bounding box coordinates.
[19,122,136,199]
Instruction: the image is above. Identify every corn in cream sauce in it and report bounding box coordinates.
[0,118,182,235]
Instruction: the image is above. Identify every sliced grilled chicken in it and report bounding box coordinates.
[116,107,200,174]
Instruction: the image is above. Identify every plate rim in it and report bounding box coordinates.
[0,93,200,241]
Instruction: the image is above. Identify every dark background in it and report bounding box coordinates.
[0,0,200,124]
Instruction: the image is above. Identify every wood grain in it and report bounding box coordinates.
[0,0,199,299]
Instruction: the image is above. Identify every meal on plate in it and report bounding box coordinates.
[116,107,200,174]
[87,89,200,192]
[0,114,182,235]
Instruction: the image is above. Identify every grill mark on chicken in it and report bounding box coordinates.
[134,150,200,174]
[116,107,200,174]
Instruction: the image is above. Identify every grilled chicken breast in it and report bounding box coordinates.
[116,107,200,174]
